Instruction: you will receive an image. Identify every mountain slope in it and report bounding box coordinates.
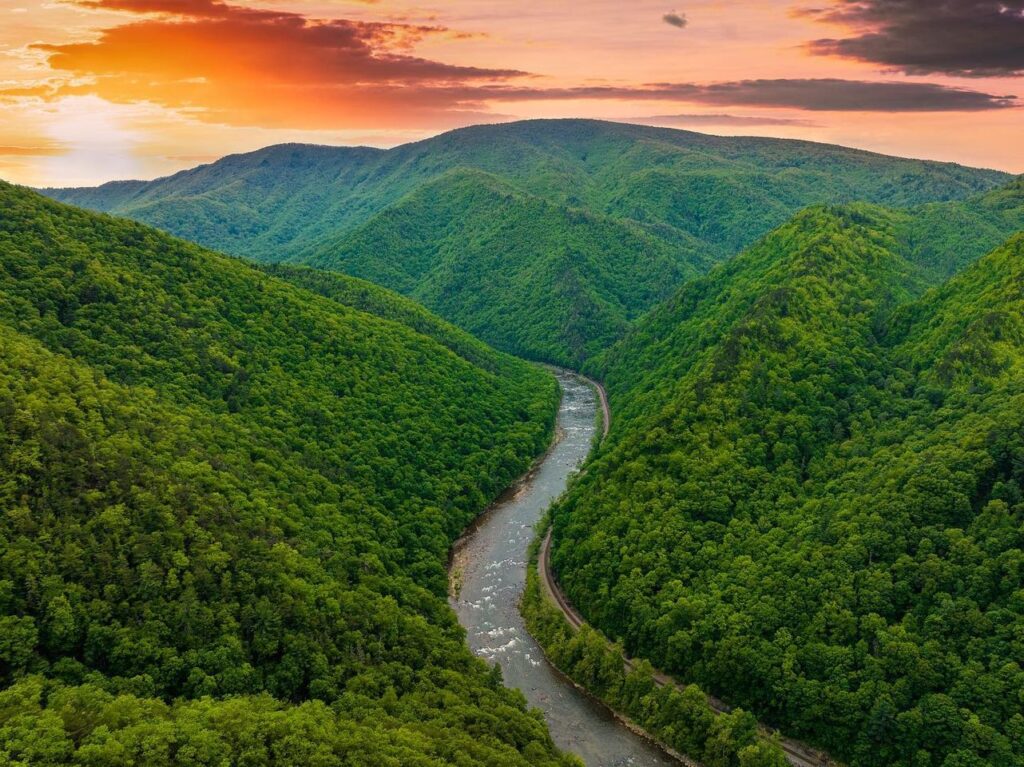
[43,120,1012,366]
[45,121,1009,264]
[552,209,1024,767]
[897,175,1024,280]
[304,168,705,364]
[0,183,570,765]
[261,261,514,373]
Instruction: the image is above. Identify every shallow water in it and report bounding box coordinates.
[450,370,676,767]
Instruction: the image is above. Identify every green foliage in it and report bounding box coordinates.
[0,183,571,765]
[897,175,1024,281]
[555,204,1024,766]
[521,542,787,766]
[305,168,702,365]
[44,119,1011,366]
[259,261,512,373]
[0,676,565,767]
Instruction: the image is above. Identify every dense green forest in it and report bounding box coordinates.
[44,119,1011,366]
[550,195,1024,766]
[521,533,789,767]
[304,168,704,364]
[0,183,574,765]
[259,262,513,373]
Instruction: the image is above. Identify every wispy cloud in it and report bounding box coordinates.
[616,113,818,127]
[11,0,527,128]
[469,79,1017,112]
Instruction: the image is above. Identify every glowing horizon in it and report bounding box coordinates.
[1,0,1022,186]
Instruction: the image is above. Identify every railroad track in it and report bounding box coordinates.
[538,375,836,767]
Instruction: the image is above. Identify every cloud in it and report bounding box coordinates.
[802,0,1024,77]
[663,11,687,28]
[470,79,1017,112]
[12,0,527,129]
[0,143,67,156]
[3,1,1016,131]
[616,113,818,127]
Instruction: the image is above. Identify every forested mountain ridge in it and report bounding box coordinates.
[43,120,1012,366]
[590,176,1024,420]
[898,175,1024,281]
[0,183,573,765]
[260,261,514,373]
[303,167,706,364]
[554,206,1024,766]
[44,121,1009,264]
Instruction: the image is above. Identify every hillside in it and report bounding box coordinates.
[0,183,571,765]
[898,176,1024,280]
[261,261,514,373]
[43,119,1011,366]
[552,207,1024,767]
[304,168,705,364]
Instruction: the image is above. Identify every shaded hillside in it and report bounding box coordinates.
[553,206,1024,767]
[897,175,1024,280]
[261,261,513,373]
[0,183,570,766]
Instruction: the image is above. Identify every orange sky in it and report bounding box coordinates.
[1,0,1021,185]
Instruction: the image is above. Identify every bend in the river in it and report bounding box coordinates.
[449,369,679,766]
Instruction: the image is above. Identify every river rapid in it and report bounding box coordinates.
[450,370,677,767]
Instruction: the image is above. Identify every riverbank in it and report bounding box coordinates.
[448,370,679,766]
[525,521,792,767]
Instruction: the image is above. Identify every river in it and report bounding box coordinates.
[450,370,677,767]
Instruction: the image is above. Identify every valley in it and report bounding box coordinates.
[42,120,1016,368]
[450,370,678,767]
[2,119,1023,767]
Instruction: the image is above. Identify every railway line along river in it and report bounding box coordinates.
[449,369,678,766]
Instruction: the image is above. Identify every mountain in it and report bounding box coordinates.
[303,167,706,364]
[0,183,572,766]
[43,119,1012,365]
[898,175,1024,281]
[550,204,1024,767]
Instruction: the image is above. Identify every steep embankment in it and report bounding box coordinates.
[0,183,571,765]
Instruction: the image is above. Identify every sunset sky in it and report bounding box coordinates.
[2,0,1022,186]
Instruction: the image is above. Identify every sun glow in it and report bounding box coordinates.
[1,0,1020,185]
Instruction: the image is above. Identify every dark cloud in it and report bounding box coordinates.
[663,11,688,28]
[803,0,1024,77]
[617,113,818,127]
[471,79,1017,111]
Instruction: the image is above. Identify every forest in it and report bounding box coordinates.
[0,183,572,766]
[550,191,1024,766]
[44,119,1013,368]
[8,120,1024,767]
[521,531,790,767]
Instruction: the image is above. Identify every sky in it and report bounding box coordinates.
[1,0,1021,186]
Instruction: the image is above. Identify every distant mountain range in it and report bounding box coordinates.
[43,119,1015,365]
